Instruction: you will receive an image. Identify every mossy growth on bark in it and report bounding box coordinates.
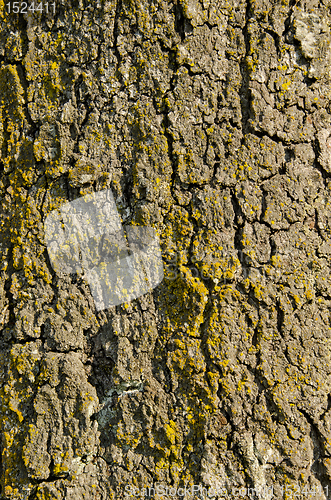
[1,0,331,498]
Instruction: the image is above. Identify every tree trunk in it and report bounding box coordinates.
[1,0,331,498]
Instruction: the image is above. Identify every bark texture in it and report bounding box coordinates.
[1,0,331,498]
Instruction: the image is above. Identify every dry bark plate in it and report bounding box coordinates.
[1,0,331,498]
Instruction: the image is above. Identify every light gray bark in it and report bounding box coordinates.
[1,0,331,498]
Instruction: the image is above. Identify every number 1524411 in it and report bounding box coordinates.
[6,2,55,13]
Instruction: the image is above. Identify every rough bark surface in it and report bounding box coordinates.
[1,0,331,498]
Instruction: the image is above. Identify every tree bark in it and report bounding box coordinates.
[1,0,331,498]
